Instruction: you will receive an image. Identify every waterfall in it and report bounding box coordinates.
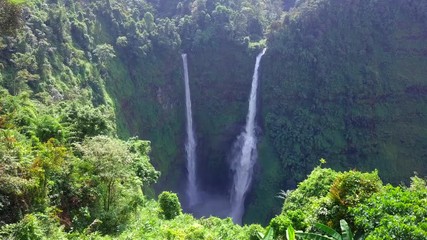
[230,48,267,224]
[182,53,199,206]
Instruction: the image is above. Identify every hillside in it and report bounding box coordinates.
[254,0,427,222]
[0,0,426,237]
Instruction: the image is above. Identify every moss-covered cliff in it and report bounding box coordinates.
[263,0,427,183]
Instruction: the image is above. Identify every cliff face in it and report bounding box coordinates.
[262,0,427,185]
[245,0,427,223]
[1,0,426,225]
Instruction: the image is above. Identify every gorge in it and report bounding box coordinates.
[0,0,426,237]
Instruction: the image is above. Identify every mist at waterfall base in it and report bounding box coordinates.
[181,49,267,224]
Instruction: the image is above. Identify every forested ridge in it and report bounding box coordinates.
[1,0,426,239]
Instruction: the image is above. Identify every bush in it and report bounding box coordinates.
[352,178,427,239]
[0,211,67,240]
[316,170,383,230]
[269,214,292,237]
[158,191,182,220]
[247,224,265,240]
[35,115,64,142]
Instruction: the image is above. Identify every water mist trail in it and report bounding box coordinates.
[230,48,267,224]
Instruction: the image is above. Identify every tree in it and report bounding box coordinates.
[34,115,64,143]
[76,136,136,212]
[351,179,427,239]
[93,44,115,70]
[60,103,111,142]
[270,166,339,236]
[158,191,182,220]
[0,0,25,36]
[9,52,39,95]
[143,12,155,31]
[317,170,383,230]
[71,135,157,232]
[127,137,160,186]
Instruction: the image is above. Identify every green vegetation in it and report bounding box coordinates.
[263,0,427,187]
[158,191,182,220]
[0,0,25,36]
[2,144,424,239]
[2,0,425,224]
[294,220,354,240]
[1,0,427,238]
[269,164,427,239]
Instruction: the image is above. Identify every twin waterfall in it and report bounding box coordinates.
[181,49,267,223]
[182,54,199,207]
[230,48,267,224]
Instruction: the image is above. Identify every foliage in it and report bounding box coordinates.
[317,170,383,229]
[258,227,275,240]
[112,200,257,240]
[34,115,64,143]
[0,0,427,237]
[70,135,156,233]
[0,210,68,240]
[351,178,427,239]
[264,0,427,197]
[295,219,354,240]
[127,137,160,185]
[0,128,36,224]
[0,0,24,36]
[270,166,409,239]
[270,165,338,235]
[93,44,116,70]
[158,191,182,220]
[286,225,296,240]
[0,92,69,223]
[0,91,158,234]
[59,103,112,142]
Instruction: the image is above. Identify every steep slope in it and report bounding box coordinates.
[261,0,427,193]
[244,0,427,224]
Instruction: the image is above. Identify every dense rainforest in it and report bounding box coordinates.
[1,0,426,239]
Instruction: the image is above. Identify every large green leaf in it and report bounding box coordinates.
[296,232,336,240]
[259,227,275,240]
[264,227,275,240]
[339,220,353,240]
[314,223,342,240]
[286,225,296,240]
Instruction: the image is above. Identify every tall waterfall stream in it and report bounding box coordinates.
[230,48,267,224]
[182,53,199,207]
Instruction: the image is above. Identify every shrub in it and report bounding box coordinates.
[158,191,182,220]
[352,179,427,239]
[317,170,383,230]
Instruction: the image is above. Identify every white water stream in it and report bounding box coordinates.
[230,48,267,224]
[182,54,199,206]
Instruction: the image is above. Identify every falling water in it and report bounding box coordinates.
[230,48,267,224]
[182,53,199,206]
